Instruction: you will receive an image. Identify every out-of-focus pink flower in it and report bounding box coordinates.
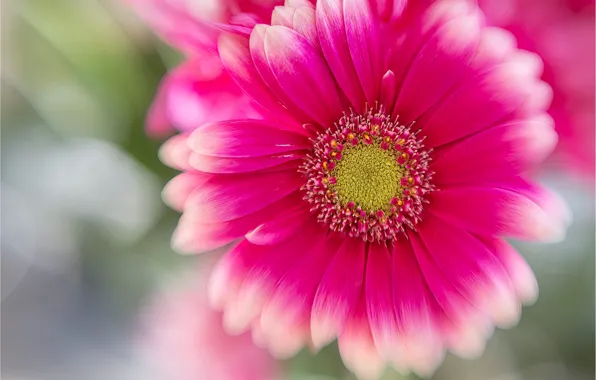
[479,0,595,179]
[139,268,279,380]
[129,0,287,138]
[146,55,262,138]
[159,0,571,378]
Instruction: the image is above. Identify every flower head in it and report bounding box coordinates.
[138,268,279,380]
[160,0,571,378]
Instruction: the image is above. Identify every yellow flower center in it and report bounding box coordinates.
[331,143,405,212]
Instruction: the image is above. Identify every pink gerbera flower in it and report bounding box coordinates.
[139,267,279,380]
[128,0,286,137]
[479,0,595,179]
[160,0,571,378]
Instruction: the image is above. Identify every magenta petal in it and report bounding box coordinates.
[390,239,444,376]
[172,192,300,254]
[387,1,474,98]
[343,0,382,104]
[218,33,302,127]
[188,119,311,158]
[184,170,302,223]
[245,206,313,245]
[365,243,398,361]
[421,51,552,148]
[189,151,304,174]
[271,6,296,27]
[408,231,492,358]
[380,70,397,112]
[416,216,520,328]
[214,221,322,330]
[394,12,482,124]
[317,0,367,111]
[432,114,557,185]
[311,238,366,349]
[251,25,343,127]
[259,229,342,358]
[428,184,569,242]
[480,238,539,306]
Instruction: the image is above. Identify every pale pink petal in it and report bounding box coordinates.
[184,170,302,223]
[432,114,557,185]
[162,171,214,211]
[310,239,366,349]
[158,133,193,170]
[338,296,385,380]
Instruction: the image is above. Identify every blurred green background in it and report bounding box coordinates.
[1,1,594,379]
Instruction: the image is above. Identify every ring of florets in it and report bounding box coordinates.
[300,109,434,242]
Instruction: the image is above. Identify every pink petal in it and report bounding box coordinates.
[218,33,302,127]
[390,239,445,377]
[428,184,569,242]
[158,133,193,170]
[310,239,366,349]
[172,191,301,254]
[416,215,520,328]
[251,25,343,127]
[394,11,482,124]
[184,170,303,223]
[259,229,342,358]
[317,0,367,111]
[162,171,214,211]
[164,57,262,133]
[146,71,175,139]
[188,119,311,158]
[432,114,558,186]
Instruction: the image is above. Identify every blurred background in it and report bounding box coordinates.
[1,1,594,379]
